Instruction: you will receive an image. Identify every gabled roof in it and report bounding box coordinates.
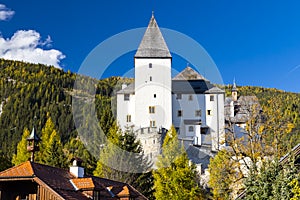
[0,161,147,200]
[173,67,207,81]
[135,14,171,58]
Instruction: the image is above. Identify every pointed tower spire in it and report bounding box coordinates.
[27,117,41,162]
[232,78,237,92]
[135,14,171,58]
[232,78,238,102]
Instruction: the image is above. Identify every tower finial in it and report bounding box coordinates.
[152,10,154,17]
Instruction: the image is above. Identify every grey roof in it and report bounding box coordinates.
[173,67,207,81]
[116,83,135,94]
[135,15,171,58]
[172,80,214,94]
[184,119,201,125]
[225,96,261,123]
[186,145,215,171]
[205,86,225,94]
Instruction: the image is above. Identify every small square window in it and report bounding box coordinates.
[150,120,156,127]
[189,95,193,101]
[126,115,131,122]
[188,126,194,132]
[176,94,182,99]
[207,110,212,116]
[177,110,182,117]
[195,110,201,117]
[210,95,214,101]
[149,106,155,114]
[149,63,152,68]
[124,94,130,101]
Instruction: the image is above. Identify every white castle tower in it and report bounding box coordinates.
[134,14,172,130]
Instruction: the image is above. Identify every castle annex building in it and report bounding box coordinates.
[117,14,225,161]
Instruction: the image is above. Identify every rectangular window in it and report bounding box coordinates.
[207,110,212,116]
[149,63,152,68]
[177,110,182,117]
[154,94,156,98]
[189,95,193,101]
[176,93,182,99]
[149,106,155,114]
[210,95,214,101]
[126,115,131,122]
[124,94,130,101]
[150,76,152,81]
[150,120,156,127]
[188,126,194,132]
[195,110,201,117]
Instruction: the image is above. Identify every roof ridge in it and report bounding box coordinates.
[135,15,171,58]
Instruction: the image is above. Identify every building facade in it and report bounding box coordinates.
[117,14,225,163]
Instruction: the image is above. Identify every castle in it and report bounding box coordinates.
[117,14,225,165]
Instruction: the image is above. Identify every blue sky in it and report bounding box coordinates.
[0,0,300,93]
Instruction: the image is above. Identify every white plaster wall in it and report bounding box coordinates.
[205,93,225,151]
[117,93,135,130]
[172,94,206,139]
[134,58,172,130]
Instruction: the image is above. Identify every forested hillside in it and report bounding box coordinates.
[0,59,300,199]
[0,58,128,170]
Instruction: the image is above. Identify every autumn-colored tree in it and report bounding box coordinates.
[153,125,203,200]
[208,149,241,200]
[12,128,31,165]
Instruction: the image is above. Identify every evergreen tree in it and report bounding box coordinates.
[12,128,31,165]
[64,137,97,174]
[153,125,203,200]
[244,158,299,200]
[43,129,67,168]
[208,149,240,200]
[94,123,151,186]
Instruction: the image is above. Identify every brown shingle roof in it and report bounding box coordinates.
[0,161,147,200]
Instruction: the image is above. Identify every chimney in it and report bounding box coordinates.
[70,158,84,178]
[122,84,127,89]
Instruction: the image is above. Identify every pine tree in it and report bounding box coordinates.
[153,125,203,200]
[208,149,239,200]
[12,128,31,165]
[64,137,97,174]
[43,129,67,168]
[94,123,151,185]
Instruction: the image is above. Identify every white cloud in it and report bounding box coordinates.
[0,30,65,68]
[0,4,15,21]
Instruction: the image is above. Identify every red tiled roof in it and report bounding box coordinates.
[0,161,34,177]
[0,161,147,200]
[71,178,95,190]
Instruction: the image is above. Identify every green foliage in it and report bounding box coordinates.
[42,129,67,168]
[94,124,151,186]
[0,59,122,170]
[153,126,203,200]
[64,137,97,175]
[244,158,299,200]
[12,128,31,165]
